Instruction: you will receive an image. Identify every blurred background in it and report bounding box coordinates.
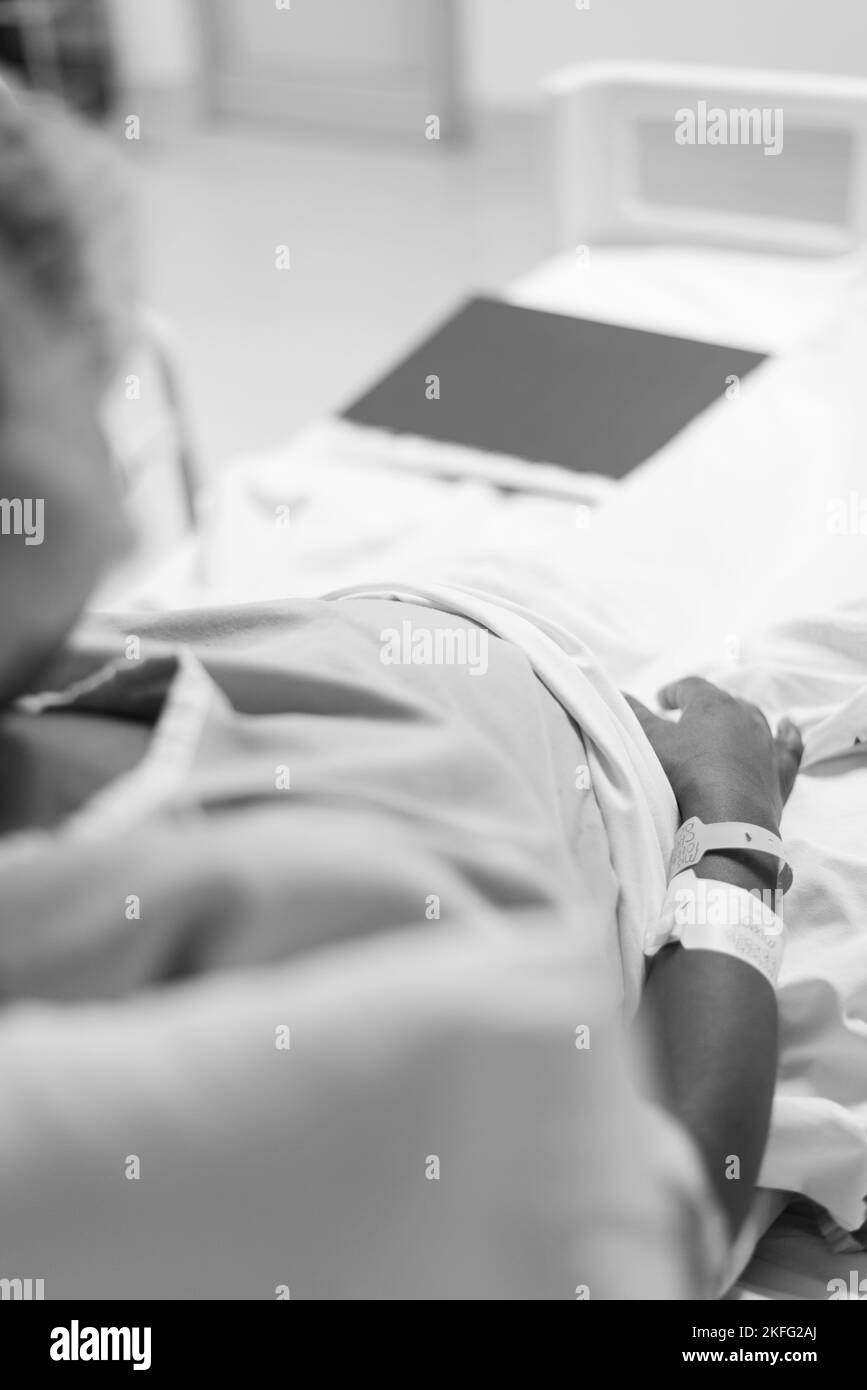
[3,0,867,475]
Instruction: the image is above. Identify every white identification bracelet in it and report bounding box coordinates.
[648,870,787,989]
[668,816,793,893]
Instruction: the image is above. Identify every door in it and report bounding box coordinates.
[198,0,465,141]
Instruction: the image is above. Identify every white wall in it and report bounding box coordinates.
[461,0,867,109]
[108,0,201,87]
[106,0,867,110]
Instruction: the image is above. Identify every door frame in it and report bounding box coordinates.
[196,0,466,142]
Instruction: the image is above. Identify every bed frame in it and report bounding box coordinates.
[542,61,867,257]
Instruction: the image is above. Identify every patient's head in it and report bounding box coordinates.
[0,72,136,703]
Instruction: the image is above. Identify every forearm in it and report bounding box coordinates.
[640,799,782,1236]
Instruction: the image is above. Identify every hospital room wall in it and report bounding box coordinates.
[101,0,867,475]
[462,0,867,108]
[110,0,867,113]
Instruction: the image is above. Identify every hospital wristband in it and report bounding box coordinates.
[646,869,787,989]
[668,816,793,893]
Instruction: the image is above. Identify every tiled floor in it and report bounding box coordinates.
[131,113,547,475]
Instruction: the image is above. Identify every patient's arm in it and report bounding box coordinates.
[628,678,803,1236]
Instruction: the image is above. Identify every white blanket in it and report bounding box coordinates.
[111,279,867,1242]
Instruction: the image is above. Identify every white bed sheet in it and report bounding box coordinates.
[731,1201,867,1301]
[508,245,867,354]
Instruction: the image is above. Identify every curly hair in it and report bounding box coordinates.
[0,66,137,380]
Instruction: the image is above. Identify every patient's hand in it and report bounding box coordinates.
[632,677,804,1236]
[625,676,803,834]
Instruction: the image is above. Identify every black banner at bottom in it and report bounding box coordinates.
[0,1297,860,1374]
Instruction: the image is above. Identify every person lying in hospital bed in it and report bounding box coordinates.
[0,81,808,1299]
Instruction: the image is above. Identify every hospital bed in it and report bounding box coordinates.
[103,61,867,1299]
